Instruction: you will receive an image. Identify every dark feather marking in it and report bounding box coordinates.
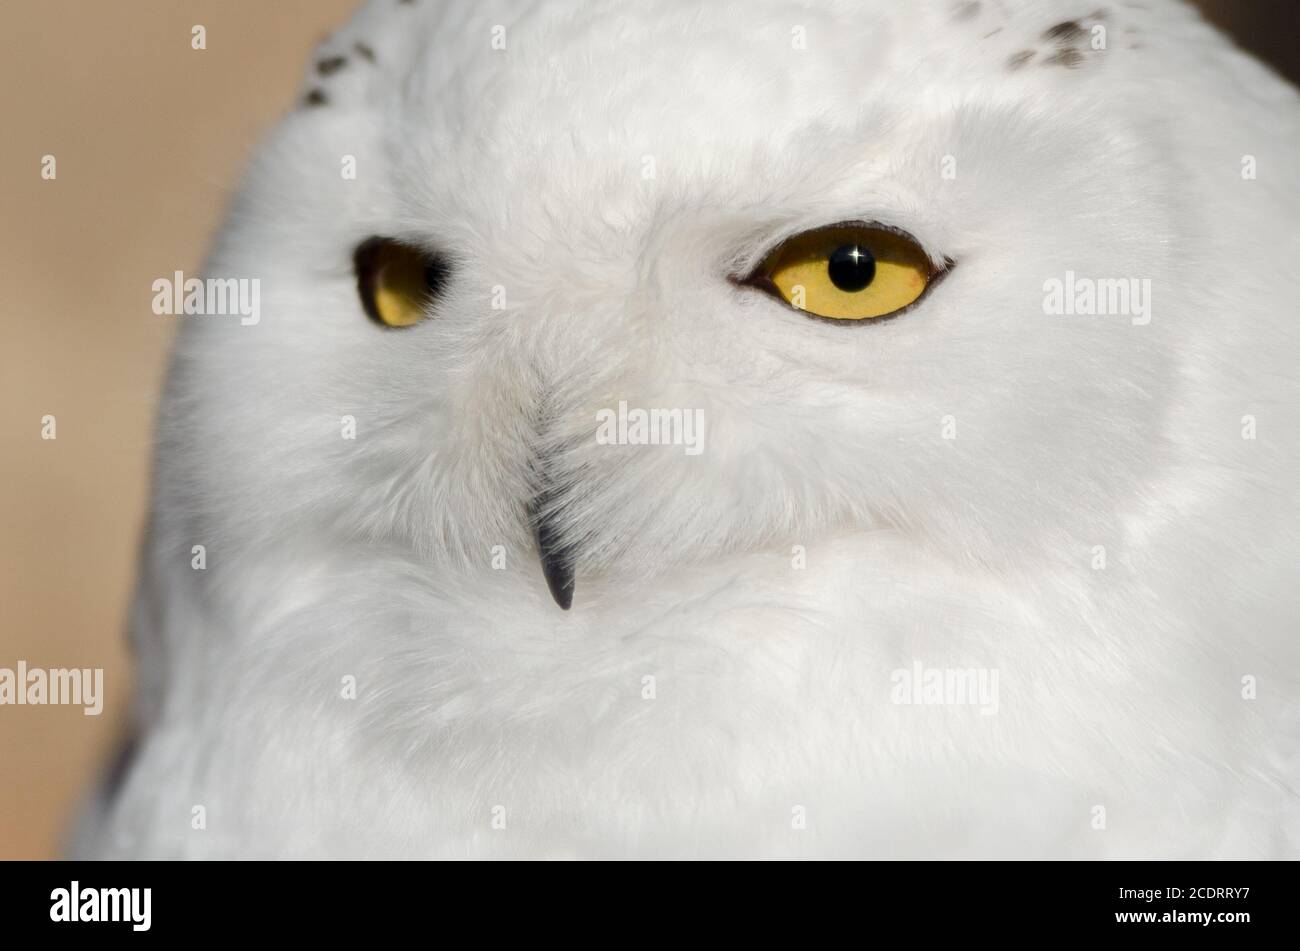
[1007,49,1035,70]
[1043,47,1085,68]
[1044,20,1086,42]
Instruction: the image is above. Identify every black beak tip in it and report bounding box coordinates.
[530,491,575,611]
[539,554,575,611]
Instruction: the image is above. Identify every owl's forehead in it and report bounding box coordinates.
[438,1,902,146]
[326,0,1107,150]
[310,0,1142,237]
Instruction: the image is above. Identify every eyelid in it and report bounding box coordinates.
[743,220,942,276]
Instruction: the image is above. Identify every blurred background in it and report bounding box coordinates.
[0,0,1296,859]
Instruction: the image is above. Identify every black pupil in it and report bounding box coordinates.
[827,244,875,292]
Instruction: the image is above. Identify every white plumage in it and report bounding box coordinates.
[77,0,1300,858]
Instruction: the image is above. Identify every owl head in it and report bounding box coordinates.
[162,0,1238,610]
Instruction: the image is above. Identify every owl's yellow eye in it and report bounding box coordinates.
[749,224,940,321]
[354,237,449,328]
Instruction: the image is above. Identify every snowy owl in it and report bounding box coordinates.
[76,0,1299,859]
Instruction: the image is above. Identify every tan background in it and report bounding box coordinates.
[0,0,1295,860]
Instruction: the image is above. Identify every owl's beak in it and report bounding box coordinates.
[528,493,575,610]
